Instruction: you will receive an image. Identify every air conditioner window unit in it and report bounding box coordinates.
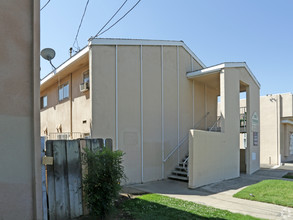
[80,82,89,92]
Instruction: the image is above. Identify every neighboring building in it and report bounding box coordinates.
[0,1,42,220]
[41,38,260,188]
[259,93,293,165]
[240,93,293,166]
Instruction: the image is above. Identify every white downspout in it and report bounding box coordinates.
[140,45,144,183]
[161,46,164,179]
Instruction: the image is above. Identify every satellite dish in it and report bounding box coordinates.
[41,48,56,69]
[41,48,56,61]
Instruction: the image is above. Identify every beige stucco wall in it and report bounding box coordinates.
[237,68,260,174]
[90,44,203,184]
[189,67,260,189]
[193,78,219,131]
[258,93,293,164]
[281,93,293,118]
[189,130,234,187]
[259,95,280,165]
[0,0,41,219]
[90,45,116,141]
[40,64,91,138]
[72,67,91,134]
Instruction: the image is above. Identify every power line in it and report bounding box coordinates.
[94,0,128,38]
[73,0,90,51]
[40,0,51,11]
[94,0,142,38]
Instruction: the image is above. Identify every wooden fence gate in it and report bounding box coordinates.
[45,138,112,220]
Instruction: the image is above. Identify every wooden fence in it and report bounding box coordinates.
[45,138,112,220]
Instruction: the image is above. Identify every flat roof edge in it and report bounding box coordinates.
[187,62,261,88]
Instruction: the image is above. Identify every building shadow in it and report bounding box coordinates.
[129,167,293,197]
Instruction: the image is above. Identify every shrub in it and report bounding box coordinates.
[82,147,126,219]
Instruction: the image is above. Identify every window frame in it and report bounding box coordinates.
[58,82,69,102]
[41,95,48,109]
[83,70,89,84]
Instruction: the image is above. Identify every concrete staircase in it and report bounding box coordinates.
[168,155,188,182]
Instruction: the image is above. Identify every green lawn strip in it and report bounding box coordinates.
[233,179,293,207]
[121,194,261,220]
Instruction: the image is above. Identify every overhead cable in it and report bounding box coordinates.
[40,0,51,11]
[94,0,128,38]
[94,0,142,38]
[73,0,90,51]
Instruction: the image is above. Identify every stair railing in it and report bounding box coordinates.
[183,156,189,174]
[163,112,210,164]
[182,113,221,176]
[209,115,222,132]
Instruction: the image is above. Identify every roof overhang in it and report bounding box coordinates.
[187,62,261,88]
[41,38,206,88]
[89,38,206,68]
[281,120,293,125]
[41,46,89,86]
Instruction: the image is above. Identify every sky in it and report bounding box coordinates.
[41,0,293,96]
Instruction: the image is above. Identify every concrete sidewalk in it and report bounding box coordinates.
[127,166,293,220]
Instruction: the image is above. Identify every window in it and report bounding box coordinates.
[41,95,47,109]
[59,83,69,101]
[83,70,89,83]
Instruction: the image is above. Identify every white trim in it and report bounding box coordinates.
[281,120,293,125]
[41,46,89,85]
[204,84,207,129]
[193,81,194,127]
[89,38,206,68]
[115,45,118,150]
[140,45,144,183]
[191,55,194,127]
[177,46,180,164]
[161,46,165,179]
[187,62,260,88]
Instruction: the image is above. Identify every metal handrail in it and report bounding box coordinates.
[183,156,189,170]
[194,112,210,129]
[181,113,219,173]
[163,112,210,163]
[209,115,222,132]
[163,135,188,162]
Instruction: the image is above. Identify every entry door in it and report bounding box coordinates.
[290,133,293,155]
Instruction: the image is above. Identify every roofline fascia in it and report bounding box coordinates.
[89,38,206,68]
[41,46,89,85]
[187,62,261,88]
[281,120,293,125]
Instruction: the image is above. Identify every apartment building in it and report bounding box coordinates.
[41,38,260,188]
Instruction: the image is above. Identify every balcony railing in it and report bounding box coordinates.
[48,132,83,140]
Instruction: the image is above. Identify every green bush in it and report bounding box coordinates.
[82,147,126,219]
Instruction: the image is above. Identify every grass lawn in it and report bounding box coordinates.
[233,179,293,207]
[118,193,261,220]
